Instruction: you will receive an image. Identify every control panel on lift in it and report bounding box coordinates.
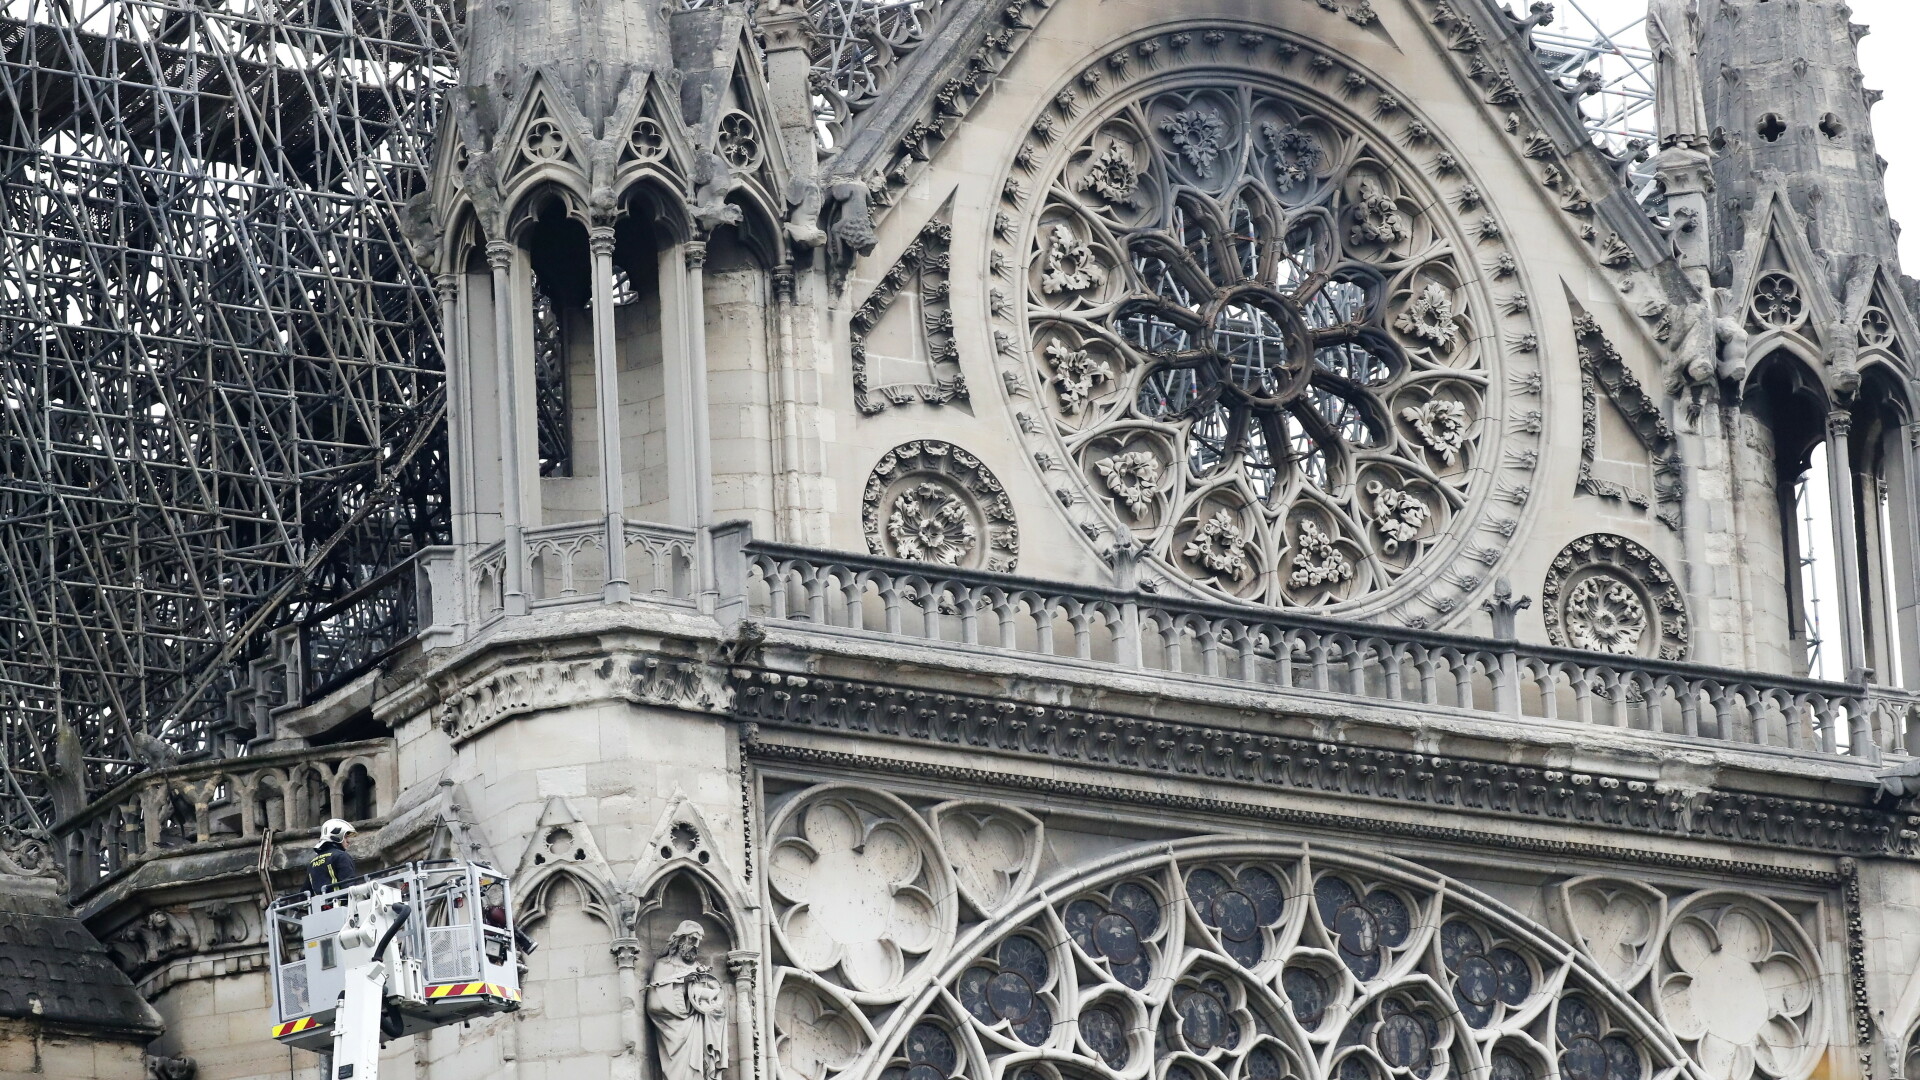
[267,861,522,1053]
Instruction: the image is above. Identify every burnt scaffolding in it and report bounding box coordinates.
[0,0,457,832]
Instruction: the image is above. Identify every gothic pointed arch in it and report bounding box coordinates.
[514,795,620,927]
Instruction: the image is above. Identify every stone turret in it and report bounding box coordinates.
[457,0,672,140]
[1699,0,1898,276]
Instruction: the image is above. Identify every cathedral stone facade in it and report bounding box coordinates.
[17,3,1920,1080]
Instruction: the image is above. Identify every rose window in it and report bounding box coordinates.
[1437,920,1534,1027]
[1186,866,1286,966]
[1063,879,1165,989]
[1021,83,1496,608]
[957,934,1055,1046]
[1314,875,1413,981]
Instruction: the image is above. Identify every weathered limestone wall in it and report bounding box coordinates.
[0,1025,146,1080]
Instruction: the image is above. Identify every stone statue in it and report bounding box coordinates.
[646,921,728,1080]
[1712,287,1750,384]
[1647,0,1710,150]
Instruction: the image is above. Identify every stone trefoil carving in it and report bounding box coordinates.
[648,921,730,1080]
[1077,142,1142,207]
[1158,107,1226,176]
[1542,533,1690,661]
[1365,480,1429,554]
[1259,121,1320,192]
[864,441,1019,572]
[1289,519,1353,588]
[996,41,1544,617]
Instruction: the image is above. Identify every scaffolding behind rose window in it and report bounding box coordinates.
[1214,302,1291,397]
[1303,278,1369,330]
[1313,341,1394,385]
[1284,412,1331,490]
[1190,402,1231,477]
[1139,367,1204,419]
[1529,1,1658,158]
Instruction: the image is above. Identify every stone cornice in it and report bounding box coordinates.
[741,736,1846,886]
[729,665,1918,861]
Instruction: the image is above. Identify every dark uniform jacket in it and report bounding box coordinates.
[307,840,358,894]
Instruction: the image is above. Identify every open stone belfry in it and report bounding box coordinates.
[9,0,1920,1080]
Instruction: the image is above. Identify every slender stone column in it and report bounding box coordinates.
[726,951,759,1080]
[613,937,647,1080]
[590,226,631,602]
[488,239,529,616]
[438,273,471,550]
[770,266,803,541]
[1827,411,1869,683]
[683,241,718,607]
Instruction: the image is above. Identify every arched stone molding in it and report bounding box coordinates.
[515,796,621,929]
[985,20,1547,626]
[626,789,754,939]
[769,837,1736,1080]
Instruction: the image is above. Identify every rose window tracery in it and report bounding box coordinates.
[1014,76,1508,610]
[772,824,1723,1080]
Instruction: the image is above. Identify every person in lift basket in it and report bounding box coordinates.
[308,818,359,894]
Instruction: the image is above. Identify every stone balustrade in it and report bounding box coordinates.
[470,520,699,620]
[416,523,1920,780]
[54,739,395,897]
[740,540,1920,762]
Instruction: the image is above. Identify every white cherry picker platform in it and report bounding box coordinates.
[268,861,524,1079]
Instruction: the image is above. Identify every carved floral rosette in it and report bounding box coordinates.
[988,25,1544,619]
[1541,534,1689,661]
[862,441,1020,572]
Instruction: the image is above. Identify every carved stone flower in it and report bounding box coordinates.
[1394,281,1459,349]
[1078,142,1142,207]
[1045,341,1113,413]
[1289,519,1353,588]
[1040,224,1108,295]
[1159,107,1226,177]
[1183,508,1253,581]
[886,482,977,565]
[1260,121,1320,192]
[1349,178,1407,246]
[1096,451,1162,516]
[1564,576,1647,655]
[1366,480,1429,554]
[1401,399,1469,465]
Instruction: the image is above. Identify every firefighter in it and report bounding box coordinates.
[307,818,359,894]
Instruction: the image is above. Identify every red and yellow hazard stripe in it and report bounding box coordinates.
[272,1016,320,1039]
[425,982,521,1002]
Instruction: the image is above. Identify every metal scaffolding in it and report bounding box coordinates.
[1531,0,1659,160]
[0,0,1669,834]
[0,0,457,831]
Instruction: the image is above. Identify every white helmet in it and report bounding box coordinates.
[317,818,357,847]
